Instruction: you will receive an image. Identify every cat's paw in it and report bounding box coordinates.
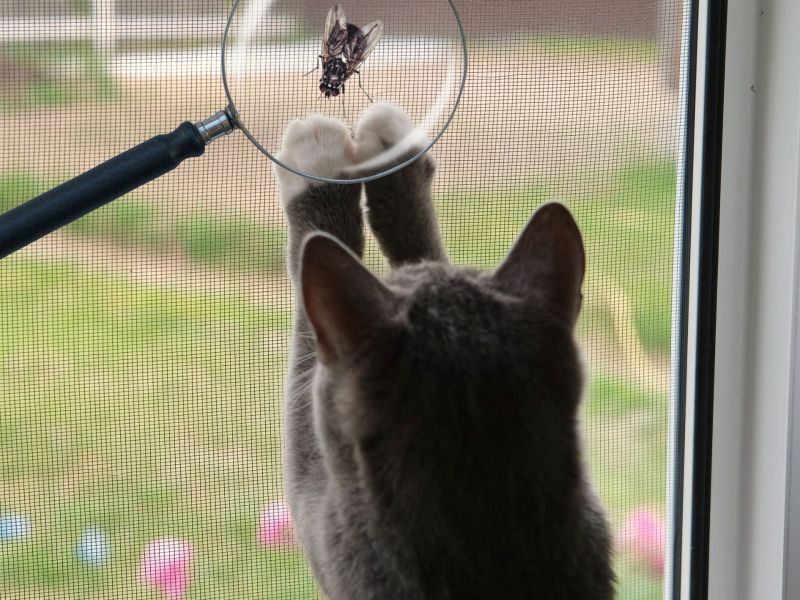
[354,103,428,165]
[275,115,356,202]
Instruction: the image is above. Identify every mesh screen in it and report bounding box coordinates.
[223,1,466,181]
[0,1,688,599]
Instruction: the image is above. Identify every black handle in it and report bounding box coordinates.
[0,121,206,259]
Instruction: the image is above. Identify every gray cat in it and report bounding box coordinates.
[274,103,614,600]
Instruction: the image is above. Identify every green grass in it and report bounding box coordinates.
[70,0,92,16]
[175,213,287,273]
[0,158,674,304]
[0,258,305,598]
[0,255,667,598]
[531,34,660,61]
[470,34,660,62]
[0,41,118,112]
[0,157,675,597]
[586,374,669,516]
[0,170,287,273]
[70,199,169,251]
[0,171,54,214]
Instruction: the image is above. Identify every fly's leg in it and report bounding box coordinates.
[303,55,322,77]
[354,70,374,103]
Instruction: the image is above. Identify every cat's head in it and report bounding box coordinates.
[300,202,586,511]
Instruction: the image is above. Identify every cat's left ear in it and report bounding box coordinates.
[300,233,396,365]
[493,202,585,326]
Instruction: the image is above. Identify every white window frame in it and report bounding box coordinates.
[679,0,800,597]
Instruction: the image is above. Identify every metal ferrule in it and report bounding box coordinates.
[195,110,235,145]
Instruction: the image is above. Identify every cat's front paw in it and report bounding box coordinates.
[275,115,356,202]
[354,103,428,166]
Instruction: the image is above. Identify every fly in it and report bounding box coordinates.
[310,4,383,101]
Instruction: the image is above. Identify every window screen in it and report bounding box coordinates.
[0,1,688,598]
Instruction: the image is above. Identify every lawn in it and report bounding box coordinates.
[0,158,674,599]
[0,41,117,113]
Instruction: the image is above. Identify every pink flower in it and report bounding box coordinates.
[618,508,666,576]
[139,538,195,600]
[258,501,294,549]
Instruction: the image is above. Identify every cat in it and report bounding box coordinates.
[274,103,614,600]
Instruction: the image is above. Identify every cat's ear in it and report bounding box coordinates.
[300,233,395,365]
[494,202,585,325]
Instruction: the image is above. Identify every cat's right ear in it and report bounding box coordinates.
[300,233,395,365]
[493,202,585,326]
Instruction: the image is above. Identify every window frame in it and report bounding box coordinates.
[679,0,800,597]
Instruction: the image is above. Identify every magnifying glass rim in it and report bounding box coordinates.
[220,0,468,185]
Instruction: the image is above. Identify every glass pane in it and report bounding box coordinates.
[0,1,689,598]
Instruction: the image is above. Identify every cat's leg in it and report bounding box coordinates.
[274,115,364,499]
[275,115,364,278]
[355,103,447,267]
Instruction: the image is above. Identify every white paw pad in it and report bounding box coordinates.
[354,103,427,164]
[275,115,356,200]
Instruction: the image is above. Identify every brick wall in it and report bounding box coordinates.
[282,0,662,39]
[4,1,671,39]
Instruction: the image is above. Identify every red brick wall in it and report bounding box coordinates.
[3,0,667,40]
[285,0,662,39]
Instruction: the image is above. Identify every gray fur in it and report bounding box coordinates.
[278,111,614,600]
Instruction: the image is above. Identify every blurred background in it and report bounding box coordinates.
[0,1,687,598]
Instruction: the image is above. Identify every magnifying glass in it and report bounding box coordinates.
[0,0,467,259]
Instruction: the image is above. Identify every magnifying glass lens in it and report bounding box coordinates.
[223,0,466,183]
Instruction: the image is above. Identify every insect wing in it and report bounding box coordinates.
[323,4,346,43]
[344,20,384,73]
[322,4,349,58]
